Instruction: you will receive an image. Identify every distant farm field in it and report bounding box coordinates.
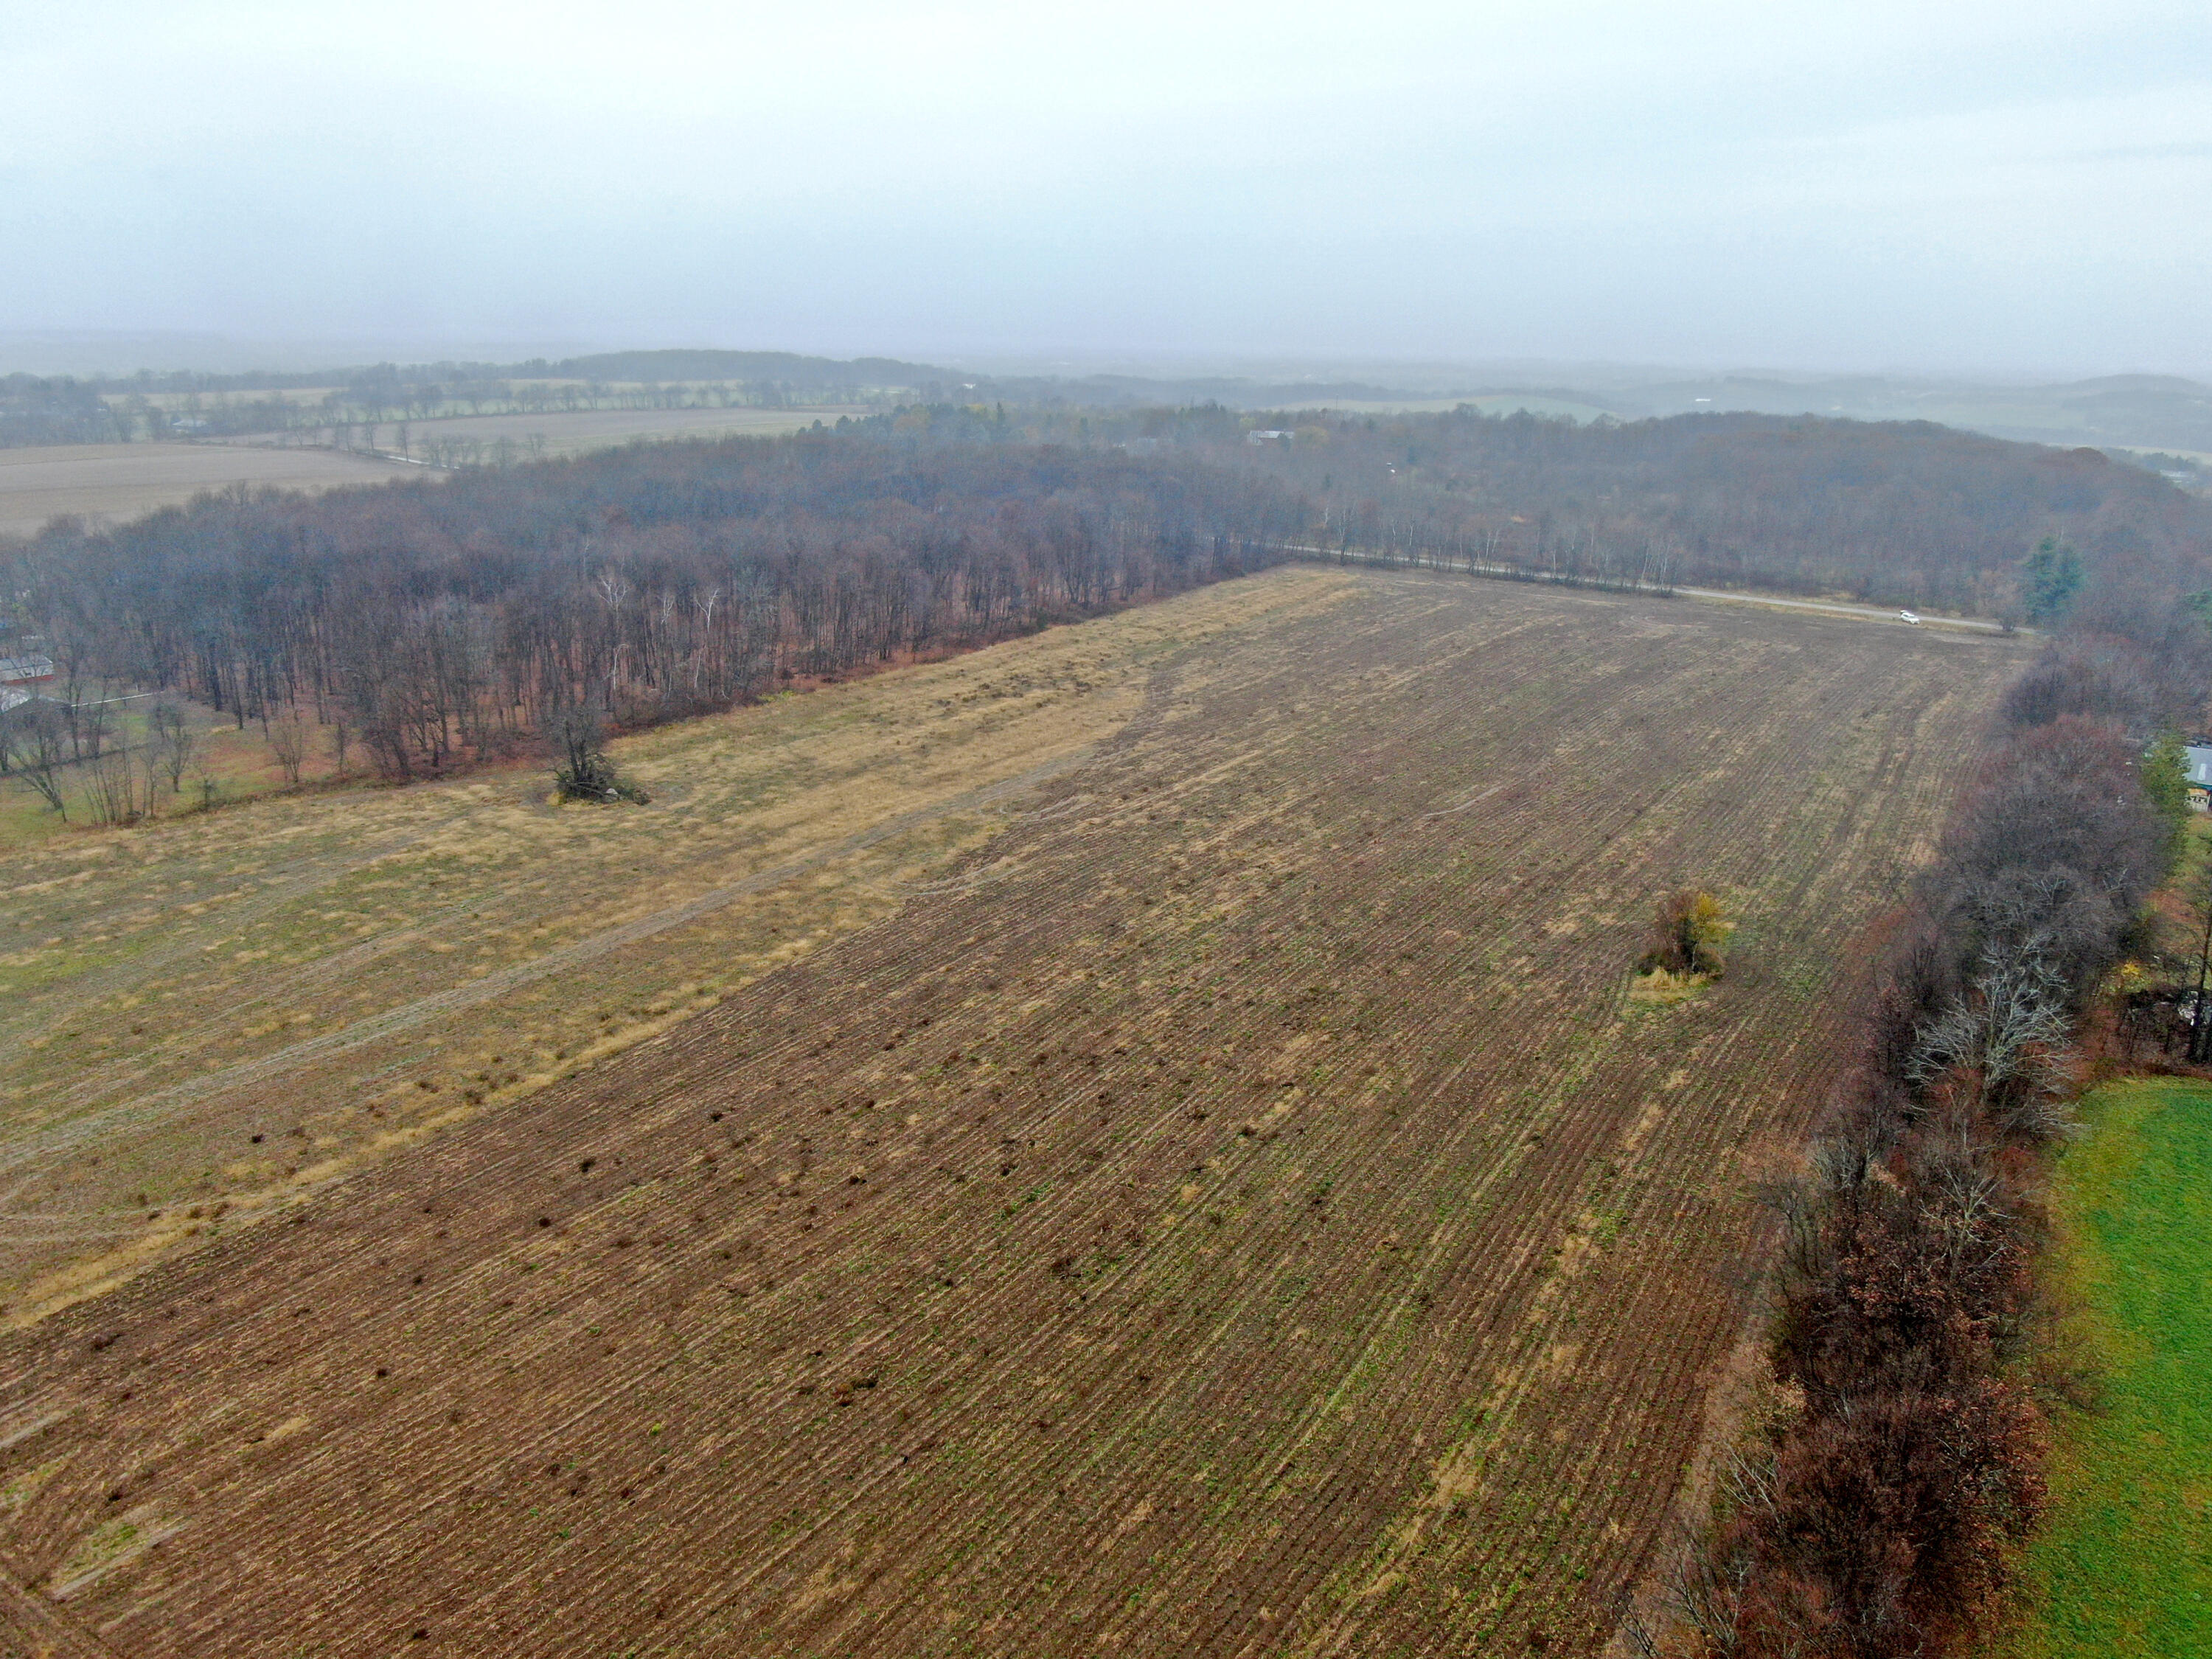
[0,409,863,539]
[281,403,866,459]
[0,570,2020,1655]
[0,442,411,538]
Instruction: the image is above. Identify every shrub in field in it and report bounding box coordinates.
[267,706,310,786]
[549,707,649,805]
[148,700,197,793]
[1641,889,1731,979]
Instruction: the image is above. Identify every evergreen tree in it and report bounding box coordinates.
[2142,729,2192,873]
[2020,535,2084,624]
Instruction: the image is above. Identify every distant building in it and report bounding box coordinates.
[0,654,55,688]
[2185,744,2212,811]
[0,655,54,717]
[1245,429,1294,446]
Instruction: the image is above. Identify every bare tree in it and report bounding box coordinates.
[1905,940,2076,1138]
[52,639,92,759]
[149,700,198,793]
[77,687,113,762]
[268,706,309,785]
[80,749,143,826]
[1662,1529,1750,1658]
[137,742,165,821]
[15,703,69,819]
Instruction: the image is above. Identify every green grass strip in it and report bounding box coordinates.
[2000,1077,2212,1657]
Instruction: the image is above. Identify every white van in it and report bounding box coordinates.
[1898,610,1921,625]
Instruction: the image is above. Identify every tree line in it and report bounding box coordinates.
[1658,517,2212,1655]
[0,376,125,446]
[880,401,2211,621]
[7,406,2206,810]
[4,430,1304,785]
[1199,406,2208,621]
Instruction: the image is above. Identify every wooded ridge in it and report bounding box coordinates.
[4,407,2205,791]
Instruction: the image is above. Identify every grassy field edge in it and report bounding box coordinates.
[1989,1077,2212,1658]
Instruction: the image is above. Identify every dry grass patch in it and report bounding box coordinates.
[1630,967,1715,1007]
[0,568,1354,1315]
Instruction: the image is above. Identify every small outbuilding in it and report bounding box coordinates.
[0,654,55,689]
[2185,744,2212,811]
[0,657,55,717]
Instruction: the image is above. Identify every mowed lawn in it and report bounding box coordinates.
[1998,1078,2212,1658]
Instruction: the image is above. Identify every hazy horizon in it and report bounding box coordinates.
[14,328,2212,392]
[5,1,2209,379]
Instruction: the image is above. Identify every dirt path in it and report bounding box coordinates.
[1672,584,2011,633]
[1282,545,2014,633]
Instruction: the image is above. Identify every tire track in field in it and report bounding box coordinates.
[35,900,481,1127]
[0,817,453,1031]
[0,748,1094,1179]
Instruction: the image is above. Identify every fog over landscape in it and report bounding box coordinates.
[7,10,2212,1659]
[4,0,2209,375]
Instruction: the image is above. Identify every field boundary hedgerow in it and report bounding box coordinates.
[1649,572,2211,1657]
[1281,540,1671,597]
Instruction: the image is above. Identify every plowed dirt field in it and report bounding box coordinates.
[0,573,2019,1656]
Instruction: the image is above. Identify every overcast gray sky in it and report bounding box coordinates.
[4,1,2208,375]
